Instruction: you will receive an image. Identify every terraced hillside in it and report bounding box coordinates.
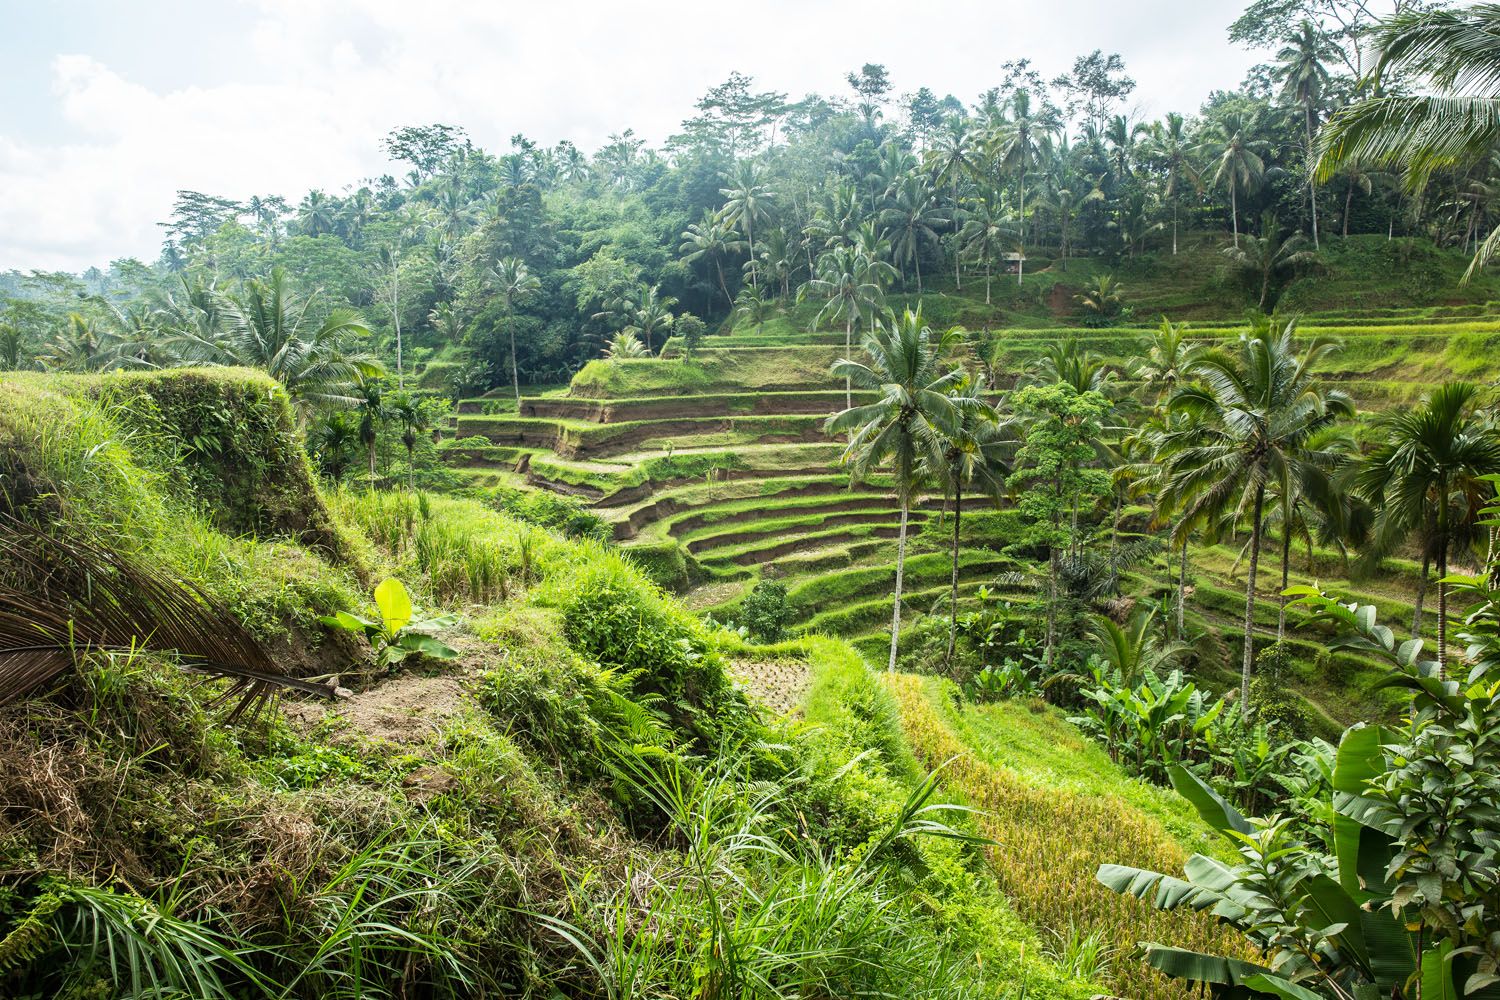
[442,299,1500,730]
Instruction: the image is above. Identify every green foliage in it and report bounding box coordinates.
[737,579,793,643]
[319,577,459,670]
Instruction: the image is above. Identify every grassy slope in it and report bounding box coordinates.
[1,368,1128,1000]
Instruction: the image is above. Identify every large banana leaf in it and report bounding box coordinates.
[1330,725,1397,899]
[1170,763,1254,835]
[1143,944,1274,996]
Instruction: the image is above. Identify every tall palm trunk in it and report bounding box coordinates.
[1176,542,1189,639]
[914,252,923,297]
[1437,487,1450,678]
[391,263,403,389]
[1241,485,1266,708]
[946,483,962,667]
[715,258,731,310]
[844,314,853,410]
[1305,106,1320,250]
[1276,522,1292,644]
[1344,186,1354,238]
[953,178,963,290]
[507,299,521,408]
[1231,182,1240,248]
[1172,200,1179,255]
[1413,550,1430,639]
[888,495,910,672]
[1046,541,1059,667]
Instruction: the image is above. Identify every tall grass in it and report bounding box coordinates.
[886,673,1256,1000]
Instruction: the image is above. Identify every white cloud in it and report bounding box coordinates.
[0,0,1262,271]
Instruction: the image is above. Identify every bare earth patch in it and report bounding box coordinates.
[283,673,467,745]
[731,658,810,717]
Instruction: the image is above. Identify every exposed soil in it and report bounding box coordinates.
[283,672,468,745]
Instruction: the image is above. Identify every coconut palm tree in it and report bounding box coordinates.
[307,411,360,482]
[219,269,379,411]
[990,90,1054,253]
[489,257,541,407]
[680,210,746,310]
[1157,319,1354,707]
[719,162,775,291]
[353,375,386,483]
[1318,3,1500,276]
[880,174,946,294]
[1143,113,1200,255]
[827,310,967,671]
[623,284,677,355]
[1221,213,1319,310]
[1352,381,1500,672]
[930,373,1010,665]
[925,117,982,288]
[1207,113,1269,248]
[958,196,1015,304]
[386,390,428,492]
[802,246,884,409]
[1075,274,1128,326]
[1275,21,1334,248]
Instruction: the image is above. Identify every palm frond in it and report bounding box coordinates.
[0,519,332,714]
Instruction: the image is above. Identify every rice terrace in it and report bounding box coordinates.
[2,2,1500,998]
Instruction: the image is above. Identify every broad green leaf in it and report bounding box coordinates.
[1244,973,1327,1000]
[373,578,412,636]
[1169,764,1253,836]
[1144,945,1272,986]
[398,633,458,660]
[1421,941,1457,1000]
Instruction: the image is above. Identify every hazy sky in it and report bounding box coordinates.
[0,0,1266,272]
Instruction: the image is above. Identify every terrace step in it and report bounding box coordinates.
[516,390,871,423]
[684,509,930,556]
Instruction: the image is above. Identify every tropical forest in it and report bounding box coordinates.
[2,2,1499,998]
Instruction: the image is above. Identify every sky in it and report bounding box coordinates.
[0,0,1266,273]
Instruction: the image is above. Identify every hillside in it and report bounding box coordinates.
[433,239,1500,734]
[0,367,1267,999]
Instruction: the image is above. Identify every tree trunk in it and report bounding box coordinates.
[1231,182,1240,249]
[1344,187,1353,238]
[1413,549,1430,639]
[844,314,852,411]
[1046,541,1059,667]
[747,218,757,292]
[1437,491,1450,678]
[985,259,992,305]
[953,178,962,290]
[392,263,403,389]
[946,484,962,667]
[914,252,922,296]
[888,497,910,672]
[1277,522,1292,644]
[715,258,731,310]
[1241,485,1266,709]
[1177,542,1189,639]
[508,300,521,409]
[1172,201,1179,255]
[1306,107,1320,250]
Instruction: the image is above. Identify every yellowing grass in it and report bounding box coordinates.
[886,674,1257,1000]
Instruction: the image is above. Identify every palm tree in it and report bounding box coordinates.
[926,118,982,288]
[604,330,649,360]
[1352,382,1500,673]
[1092,609,1189,686]
[219,269,379,411]
[1208,113,1269,248]
[489,257,541,408]
[990,90,1054,253]
[624,284,677,355]
[386,390,428,492]
[680,210,746,310]
[307,411,360,481]
[802,246,884,409]
[880,174,946,294]
[1158,320,1354,706]
[719,162,774,291]
[958,196,1014,304]
[1143,113,1199,255]
[1221,213,1318,310]
[930,373,1009,665]
[353,376,386,483]
[1075,274,1128,325]
[1317,4,1500,277]
[827,310,967,671]
[1275,21,1333,249]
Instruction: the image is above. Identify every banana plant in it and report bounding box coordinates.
[1095,577,1500,1000]
[320,578,458,670]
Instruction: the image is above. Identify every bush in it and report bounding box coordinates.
[739,579,793,643]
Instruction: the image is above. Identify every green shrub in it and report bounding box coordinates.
[738,579,793,643]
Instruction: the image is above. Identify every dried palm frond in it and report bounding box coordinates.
[0,518,332,718]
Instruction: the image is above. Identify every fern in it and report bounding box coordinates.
[0,890,62,974]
